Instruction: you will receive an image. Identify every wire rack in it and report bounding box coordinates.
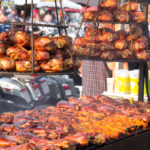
[0,0,77,75]
[74,0,150,62]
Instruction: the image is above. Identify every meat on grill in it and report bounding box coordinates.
[131,36,148,51]
[120,2,138,12]
[40,59,63,72]
[131,12,146,23]
[9,31,30,47]
[34,37,56,52]
[97,10,113,22]
[29,50,50,61]
[84,10,97,21]
[16,61,40,72]
[98,0,117,10]
[0,57,16,71]
[113,9,129,22]
[6,46,29,60]
[115,39,128,50]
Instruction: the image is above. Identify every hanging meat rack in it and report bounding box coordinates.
[0,0,77,75]
[74,0,150,62]
[73,0,150,101]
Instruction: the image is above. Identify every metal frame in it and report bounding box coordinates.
[76,0,150,62]
[75,0,150,101]
[0,0,75,75]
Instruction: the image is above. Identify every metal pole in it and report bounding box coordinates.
[138,63,145,101]
[55,0,61,35]
[23,0,28,30]
[31,0,34,74]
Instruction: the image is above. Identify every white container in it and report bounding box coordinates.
[107,78,115,92]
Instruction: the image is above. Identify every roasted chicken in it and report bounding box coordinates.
[6,46,29,60]
[53,35,72,49]
[131,36,148,51]
[116,49,132,59]
[100,51,115,60]
[120,2,138,12]
[98,0,117,10]
[40,59,63,72]
[29,50,50,61]
[116,30,127,40]
[0,41,7,58]
[97,10,113,22]
[0,57,16,71]
[131,12,146,23]
[84,10,96,21]
[34,36,56,52]
[16,61,40,72]
[115,39,128,50]
[113,9,129,22]
[9,31,30,47]
[134,50,147,60]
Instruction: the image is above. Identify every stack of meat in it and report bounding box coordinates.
[84,0,145,23]
[0,96,150,149]
[0,31,78,72]
[73,25,150,60]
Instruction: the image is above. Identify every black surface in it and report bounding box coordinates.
[0,70,77,75]
[93,129,150,150]
[80,127,150,150]
[138,63,145,101]
[78,56,150,62]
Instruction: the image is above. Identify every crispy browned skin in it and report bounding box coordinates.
[40,59,63,72]
[97,10,113,22]
[9,31,30,47]
[0,41,7,58]
[115,39,128,50]
[34,36,56,52]
[98,0,117,10]
[28,50,50,61]
[52,35,72,49]
[16,61,40,72]
[134,50,147,60]
[6,46,29,60]
[113,9,129,22]
[131,36,148,51]
[0,57,16,71]
[116,49,132,59]
[131,12,146,23]
[120,2,138,12]
[84,10,96,21]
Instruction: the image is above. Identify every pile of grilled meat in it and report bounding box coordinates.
[73,0,149,60]
[0,31,79,72]
[73,25,150,60]
[0,96,150,149]
[84,0,145,23]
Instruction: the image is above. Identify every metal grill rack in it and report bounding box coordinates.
[74,0,150,101]
[0,0,76,75]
